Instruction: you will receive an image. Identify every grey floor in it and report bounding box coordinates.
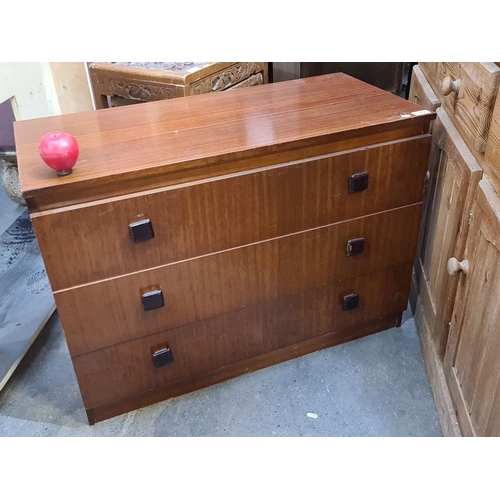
[0,170,443,437]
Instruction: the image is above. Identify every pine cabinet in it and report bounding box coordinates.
[412,63,500,437]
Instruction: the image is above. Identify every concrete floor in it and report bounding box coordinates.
[0,171,443,437]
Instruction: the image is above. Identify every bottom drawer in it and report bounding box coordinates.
[72,262,412,420]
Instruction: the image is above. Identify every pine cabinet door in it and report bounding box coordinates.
[414,107,482,358]
[444,178,500,436]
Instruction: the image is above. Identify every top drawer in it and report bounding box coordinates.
[419,62,500,154]
[32,135,431,291]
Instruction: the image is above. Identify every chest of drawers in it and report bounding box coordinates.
[15,73,435,424]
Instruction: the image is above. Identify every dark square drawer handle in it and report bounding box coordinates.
[142,289,164,311]
[129,219,154,242]
[152,347,174,368]
[349,172,369,193]
[347,237,365,256]
[342,293,359,311]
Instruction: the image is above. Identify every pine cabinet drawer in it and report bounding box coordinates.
[72,262,412,416]
[419,62,500,155]
[32,135,430,291]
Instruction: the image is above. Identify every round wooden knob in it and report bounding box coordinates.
[441,77,461,96]
[447,257,469,276]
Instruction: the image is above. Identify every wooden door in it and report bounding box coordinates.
[414,107,482,358]
[408,65,441,266]
[443,178,500,436]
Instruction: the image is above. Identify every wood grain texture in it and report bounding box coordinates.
[483,87,500,194]
[443,178,500,436]
[186,62,268,95]
[408,65,442,280]
[32,136,431,291]
[15,73,435,210]
[71,262,412,412]
[408,65,441,133]
[412,281,461,437]
[20,73,434,424]
[55,204,422,355]
[414,108,482,359]
[420,62,500,155]
[85,314,401,425]
[22,125,428,213]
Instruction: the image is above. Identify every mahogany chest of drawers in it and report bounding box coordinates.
[15,73,435,424]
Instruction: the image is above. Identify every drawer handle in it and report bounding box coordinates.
[142,289,164,311]
[441,77,461,96]
[349,172,369,193]
[152,347,174,368]
[447,257,469,276]
[347,237,365,256]
[129,219,154,242]
[342,293,359,311]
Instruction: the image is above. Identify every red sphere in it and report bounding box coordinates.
[39,131,79,174]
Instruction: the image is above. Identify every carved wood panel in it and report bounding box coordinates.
[226,73,264,91]
[89,62,268,109]
[188,63,267,95]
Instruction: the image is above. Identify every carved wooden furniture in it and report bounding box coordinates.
[410,62,500,436]
[15,73,434,424]
[89,62,268,109]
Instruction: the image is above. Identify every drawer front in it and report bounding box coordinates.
[224,72,264,91]
[419,62,500,154]
[71,262,412,410]
[56,204,422,356]
[33,135,431,291]
[188,62,268,94]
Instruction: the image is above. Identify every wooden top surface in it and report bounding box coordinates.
[15,73,434,209]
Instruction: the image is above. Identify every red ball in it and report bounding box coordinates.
[39,131,79,174]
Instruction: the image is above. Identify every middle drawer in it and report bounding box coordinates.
[55,203,422,356]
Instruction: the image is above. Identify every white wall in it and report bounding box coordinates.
[0,62,95,122]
